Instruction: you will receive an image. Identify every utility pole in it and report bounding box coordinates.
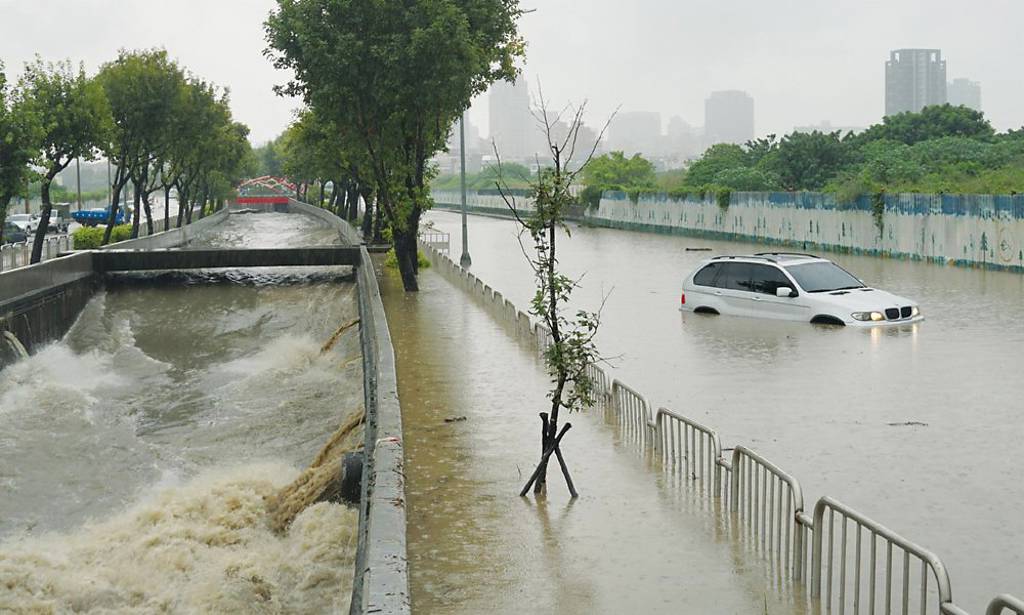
[76,158,83,211]
[459,113,472,268]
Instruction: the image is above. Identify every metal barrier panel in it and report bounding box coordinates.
[811,496,957,615]
[656,408,723,496]
[611,379,653,445]
[987,595,1024,615]
[729,446,807,580]
[517,310,532,338]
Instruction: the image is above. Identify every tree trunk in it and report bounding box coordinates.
[372,198,383,243]
[142,192,154,236]
[347,184,359,221]
[130,182,142,239]
[318,181,325,208]
[198,189,207,220]
[102,181,125,245]
[175,186,186,228]
[392,228,419,291]
[360,187,373,240]
[163,186,171,232]
[30,170,59,264]
[185,195,195,224]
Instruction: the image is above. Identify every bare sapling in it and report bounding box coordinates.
[494,93,614,498]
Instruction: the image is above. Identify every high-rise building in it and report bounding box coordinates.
[608,111,661,155]
[885,49,947,116]
[665,116,702,158]
[704,90,754,145]
[947,78,982,111]
[488,78,533,161]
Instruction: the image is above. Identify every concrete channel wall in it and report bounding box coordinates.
[417,237,1022,615]
[432,189,1024,273]
[0,201,411,615]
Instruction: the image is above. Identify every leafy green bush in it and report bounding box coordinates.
[72,224,132,249]
[384,248,430,270]
[72,227,104,249]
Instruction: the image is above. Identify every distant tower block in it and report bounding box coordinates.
[885,49,947,116]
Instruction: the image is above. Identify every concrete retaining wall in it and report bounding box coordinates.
[432,189,1024,272]
[107,207,229,250]
[0,253,99,358]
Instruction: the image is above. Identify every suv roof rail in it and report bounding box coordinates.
[711,254,778,263]
[754,252,820,259]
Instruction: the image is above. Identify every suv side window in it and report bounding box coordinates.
[692,263,721,287]
[750,264,794,295]
[717,262,755,292]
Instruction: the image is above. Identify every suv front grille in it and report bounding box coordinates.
[885,308,900,320]
[900,306,912,318]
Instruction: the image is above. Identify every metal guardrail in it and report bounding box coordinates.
[812,496,964,615]
[415,238,1019,615]
[0,235,72,271]
[656,408,723,496]
[987,595,1024,615]
[730,446,807,580]
[611,379,654,446]
[420,230,450,252]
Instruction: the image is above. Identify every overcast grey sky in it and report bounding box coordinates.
[1,0,1021,144]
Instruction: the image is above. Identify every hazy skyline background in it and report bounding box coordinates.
[1,0,1021,145]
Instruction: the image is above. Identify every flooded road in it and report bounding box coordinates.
[0,212,363,612]
[427,209,1024,613]
[381,264,810,614]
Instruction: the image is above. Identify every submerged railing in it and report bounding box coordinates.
[418,239,1020,615]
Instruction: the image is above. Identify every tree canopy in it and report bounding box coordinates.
[266,0,524,290]
[651,104,1024,199]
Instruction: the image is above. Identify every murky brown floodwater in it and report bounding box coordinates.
[382,263,812,614]
[0,212,363,612]
[425,210,1024,613]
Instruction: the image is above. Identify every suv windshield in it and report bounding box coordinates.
[785,261,864,293]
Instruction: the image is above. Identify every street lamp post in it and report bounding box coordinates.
[459,113,472,268]
[75,158,82,211]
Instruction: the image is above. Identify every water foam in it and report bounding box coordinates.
[0,463,357,613]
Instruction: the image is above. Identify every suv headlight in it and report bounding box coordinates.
[852,311,886,321]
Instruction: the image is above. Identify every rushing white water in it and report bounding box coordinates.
[0,464,358,613]
[0,212,363,612]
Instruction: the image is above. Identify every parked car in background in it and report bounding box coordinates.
[680,253,923,326]
[7,213,37,234]
[3,222,29,244]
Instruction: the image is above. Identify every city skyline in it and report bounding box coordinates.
[1,0,1021,145]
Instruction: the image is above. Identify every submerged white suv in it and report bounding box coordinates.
[680,253,923,326]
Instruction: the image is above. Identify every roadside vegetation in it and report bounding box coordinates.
[592,105,1024,206]
[72,224,131,249]
[0,53,251,261]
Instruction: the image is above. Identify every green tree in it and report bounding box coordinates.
[582,151,657,189]
[266,0,524,291]
[97,50,174,243]
[765,131,849,191]
[856,104,994,146]
[0,62,42,247]
[712,166,779,191]
[684,143,748,186]
[20,58,110,262]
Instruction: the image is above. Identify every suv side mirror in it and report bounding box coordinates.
[776,287,796,298]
